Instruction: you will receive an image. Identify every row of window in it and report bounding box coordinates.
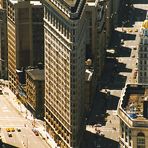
[49,0,69,16]
[121,121,146,148]
[139,53,148,58]
[142,29,148,36]
[139,60,148,65]
[44,8,70,40]
[7,2,15,22]
[44,26,71,59]
[139,47,148,51]
[140,38,148,45]
[139,72,147,77]
[45,99,71,131]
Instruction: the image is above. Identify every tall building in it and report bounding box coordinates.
[0,6,7,79]
[42,0,86,147]
[84,0,107,114]
[7,0,44,93]
[138,19,148,84]
[118,84,148,148]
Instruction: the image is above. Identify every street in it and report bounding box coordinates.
[82,1,148,148]
[0,93,49,148]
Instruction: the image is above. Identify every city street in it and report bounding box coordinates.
[82,1,148,148]
[0,93,49,148]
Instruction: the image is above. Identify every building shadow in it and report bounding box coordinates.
[80,131,119,148]
[106,74,127,90]
[2,143,19,148]
[115,46,132,57]
[133,0,148,4]
[118,1,146,27]
[122,33,136,41]
[87,92,107,125]
[114,62,132,73]
[109,30,122,48]
[105,94,120,110]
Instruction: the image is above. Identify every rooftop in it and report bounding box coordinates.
[120,84,148,121]
[8,0,41,5]
[26,68,44,81]
[64,0,77,6]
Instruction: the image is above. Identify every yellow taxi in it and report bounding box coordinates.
[6,128,10,132]
[10,128,15,132]
[128,29,132,32]
[6,128,15,132]
[134,29,138,32]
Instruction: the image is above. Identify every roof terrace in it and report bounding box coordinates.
[118,84,148,127]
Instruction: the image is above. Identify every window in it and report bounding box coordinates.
[137,132,145,148]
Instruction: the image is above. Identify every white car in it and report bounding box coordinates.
[94,124,102,127]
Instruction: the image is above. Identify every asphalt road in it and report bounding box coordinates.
[0,94,49,148]
[82,1,148,148]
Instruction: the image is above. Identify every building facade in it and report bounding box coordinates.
[26,68,44,119]
[42,0,86,147]
[138,20,148,84]
[7,0,44,93]
[0,7,7,79]
[118,84,148,148]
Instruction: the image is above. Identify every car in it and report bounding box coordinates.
[8,133,12,137]
[121,39,124,44]
[133,71,137,79]
[94,124,102,127]
[134,29,138,32]
[34,131,39,136]
[32,128,39,136]
[128,29,132,32]
[10,128,15,132]
[6,128,10,132]
[17,128,21,132]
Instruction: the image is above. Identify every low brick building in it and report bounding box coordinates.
[26,68,44,119]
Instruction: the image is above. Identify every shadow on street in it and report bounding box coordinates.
[81,131,119,148]
[115,46,132,57]
[2,143,19,148]
[81,1,148,148]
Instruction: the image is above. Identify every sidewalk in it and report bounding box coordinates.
[2,87,59,148]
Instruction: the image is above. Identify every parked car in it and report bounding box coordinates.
[10,128,15,132]
[17,128,21,132]
[94,124,102,127]
[8,133,12,137]
[32,128,39,136]
[6,128,10,132]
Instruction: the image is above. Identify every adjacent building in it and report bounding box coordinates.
[0,6,7,79]
[6,0,44,93]
[138,19,148,84]
[26,68,44,119]
[118,84,148,148]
